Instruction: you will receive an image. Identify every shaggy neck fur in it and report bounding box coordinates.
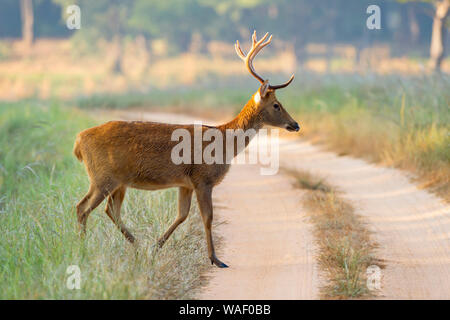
[218,94,264,159]
[219,95,263,132]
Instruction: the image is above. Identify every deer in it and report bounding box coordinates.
[73,31,299,268]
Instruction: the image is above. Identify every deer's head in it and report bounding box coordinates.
[236,31,300,132]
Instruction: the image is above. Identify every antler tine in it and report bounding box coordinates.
[252,30,257,45]
[269,74,295,90]
[251,34,272,59]
[234,40,246,60]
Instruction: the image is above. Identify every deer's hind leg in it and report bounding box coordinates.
[76,183,113,236]
[104,186,135,243]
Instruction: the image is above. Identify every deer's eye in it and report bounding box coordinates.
[273,103,280,110]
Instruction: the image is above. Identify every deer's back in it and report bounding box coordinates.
[75,121,230,190]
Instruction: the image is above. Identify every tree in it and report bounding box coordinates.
[429,0,449,70]
[20,0,34,48]
[400,0,450,72]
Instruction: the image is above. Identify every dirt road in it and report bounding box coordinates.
[199,163,322,299]
[279,139,450,299]
[112,110,450,299]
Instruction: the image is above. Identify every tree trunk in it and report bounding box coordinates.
[112,35,123,74]
[20,0,34,49]
[408,5,420,45]
[430,0,450,72]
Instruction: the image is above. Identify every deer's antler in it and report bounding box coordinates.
[235,31,294,90]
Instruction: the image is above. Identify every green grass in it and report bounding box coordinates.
[0,102,207,299]
[72,73,450,200]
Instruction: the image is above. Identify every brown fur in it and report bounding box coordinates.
[74,35,299,267]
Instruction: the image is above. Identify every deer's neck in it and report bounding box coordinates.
[220,99,263,132]
[218,98,263,159]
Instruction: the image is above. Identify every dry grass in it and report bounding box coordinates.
[285,169,379,299]
[300,113,450,202]
[1,39,449,100]
[0,39,296,100]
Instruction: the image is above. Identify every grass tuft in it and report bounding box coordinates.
[286,169,379,299]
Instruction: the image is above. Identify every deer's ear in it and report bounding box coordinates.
[259,80,270,98]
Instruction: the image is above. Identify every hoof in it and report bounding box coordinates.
[157,238,166,249]
[210,257,229,268]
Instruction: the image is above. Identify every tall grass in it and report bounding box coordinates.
[73,74,450,199]
[0,102,207,299]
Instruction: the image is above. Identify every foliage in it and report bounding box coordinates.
[0,0,441,52]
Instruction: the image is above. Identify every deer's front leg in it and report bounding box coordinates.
[195,184,228,268]
[158,187,193,248]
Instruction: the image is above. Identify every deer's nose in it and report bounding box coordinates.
[286,122,300,132]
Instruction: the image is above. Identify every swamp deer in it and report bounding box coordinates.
[73,31,299,268]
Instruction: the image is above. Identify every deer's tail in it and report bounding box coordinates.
[73,135,83,162]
